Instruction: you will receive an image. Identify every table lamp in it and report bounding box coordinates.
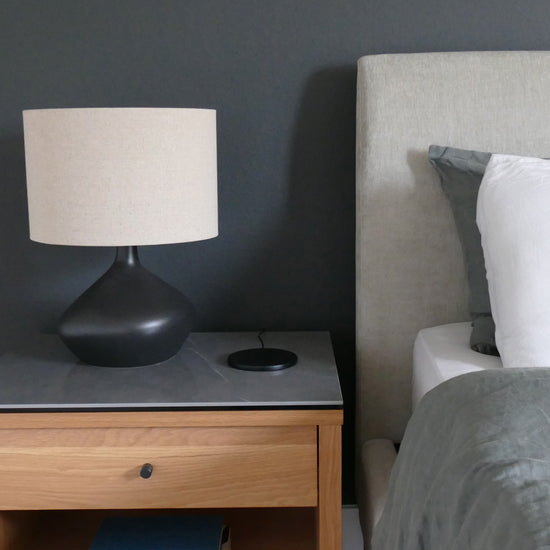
[23,108,218,367]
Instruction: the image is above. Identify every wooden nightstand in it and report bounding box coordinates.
[0,331,343,550]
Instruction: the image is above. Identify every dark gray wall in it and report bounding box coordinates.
[1,0,550,504]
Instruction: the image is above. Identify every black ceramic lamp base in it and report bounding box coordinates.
[58,246,194,367]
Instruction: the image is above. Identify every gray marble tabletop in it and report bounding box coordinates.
[0,331,342,411]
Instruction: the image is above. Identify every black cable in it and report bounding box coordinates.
[258,329,266,348]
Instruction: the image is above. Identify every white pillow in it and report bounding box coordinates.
[477,154,550,367]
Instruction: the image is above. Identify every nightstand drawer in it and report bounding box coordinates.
[0,426,318,509]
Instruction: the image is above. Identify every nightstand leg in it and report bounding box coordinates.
[317,424,342,550]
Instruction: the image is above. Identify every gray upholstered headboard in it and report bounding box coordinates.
[356,51,550,448]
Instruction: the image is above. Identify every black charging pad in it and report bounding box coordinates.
[227,347,297,371]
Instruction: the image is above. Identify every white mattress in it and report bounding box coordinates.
[412,322,502,409]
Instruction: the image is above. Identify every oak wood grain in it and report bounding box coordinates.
[317,424,342,550]
[0,409,342,429]
[0,426,317,510]
[0,406,342,548]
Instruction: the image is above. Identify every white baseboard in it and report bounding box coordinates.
[343,506,364,550]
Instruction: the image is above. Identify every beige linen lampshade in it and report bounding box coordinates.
[22,107,218,368]
[23,108,218,246]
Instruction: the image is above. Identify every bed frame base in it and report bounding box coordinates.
[358,439,397,550]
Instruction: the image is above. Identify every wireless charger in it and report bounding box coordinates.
[228,347,298,371]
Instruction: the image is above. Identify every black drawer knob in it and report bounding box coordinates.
[140,463,153,479]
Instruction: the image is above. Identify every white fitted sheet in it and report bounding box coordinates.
[412,322,502,409]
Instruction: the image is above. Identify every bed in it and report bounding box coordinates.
[355,51,550,549]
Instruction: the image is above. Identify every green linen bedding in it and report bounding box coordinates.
[373,368,550,550]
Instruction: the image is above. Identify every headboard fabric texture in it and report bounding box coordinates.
[356,51,550,448]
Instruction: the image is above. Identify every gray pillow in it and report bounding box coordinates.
[428,145,498,356]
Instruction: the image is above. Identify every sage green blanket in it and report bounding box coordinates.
[373,368,550,550]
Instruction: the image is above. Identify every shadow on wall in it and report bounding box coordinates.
[286,65,356,331]
[211,65,357,332]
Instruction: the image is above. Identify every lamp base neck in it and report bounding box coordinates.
[115,245,140,266]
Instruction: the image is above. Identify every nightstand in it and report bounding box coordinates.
[0,331,343,550]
